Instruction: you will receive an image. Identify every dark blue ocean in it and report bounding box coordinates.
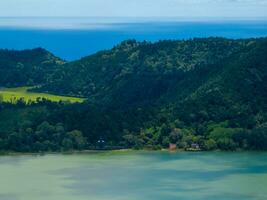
[1,18,267,60]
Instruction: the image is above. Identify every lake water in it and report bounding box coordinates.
[1,18,267,60]
[0,151,267,200]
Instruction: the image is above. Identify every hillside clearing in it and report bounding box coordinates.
[0,87,85,103]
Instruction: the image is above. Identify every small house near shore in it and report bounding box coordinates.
[169,143,177,150]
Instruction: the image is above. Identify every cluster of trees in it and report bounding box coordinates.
[0,99,147,152]
[0,121,86,152]
[124,120,267,151]
[0,100,87,152]
[1,97,267,152]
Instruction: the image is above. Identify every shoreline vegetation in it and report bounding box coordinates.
[1,148,265,157]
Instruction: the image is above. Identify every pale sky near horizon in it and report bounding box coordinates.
[0,0,267,18]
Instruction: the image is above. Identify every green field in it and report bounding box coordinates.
[0,87,85,103]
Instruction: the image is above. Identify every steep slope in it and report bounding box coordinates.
[38,38,252,106]
[176,38,267,127]
[0,48,64,87]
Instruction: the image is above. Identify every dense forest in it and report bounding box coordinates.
[0,37,267,152]
[0,48,64,87]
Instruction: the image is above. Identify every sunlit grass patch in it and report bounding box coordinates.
[0,87,85,103]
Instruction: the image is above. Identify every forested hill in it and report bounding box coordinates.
[0,48,64,87]
[37,38,265,107]
[0,37,267,152]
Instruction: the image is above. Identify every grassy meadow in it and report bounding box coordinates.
[0,87,85,103]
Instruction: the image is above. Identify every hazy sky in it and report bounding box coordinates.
[0,0,267,18]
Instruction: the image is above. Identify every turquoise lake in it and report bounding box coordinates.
[0,151,267,200]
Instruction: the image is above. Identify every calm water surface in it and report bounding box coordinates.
[1,18,267,60]
[0,151,267,200]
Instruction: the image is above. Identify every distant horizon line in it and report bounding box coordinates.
[1,16,267,31]
[1,16,267,20]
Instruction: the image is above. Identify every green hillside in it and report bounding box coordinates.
[38,38,252,104]
[0,48,64,87]
[0,37,267,152]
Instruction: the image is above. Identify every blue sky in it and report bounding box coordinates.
[0,0,267,18]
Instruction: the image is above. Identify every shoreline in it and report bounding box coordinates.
[1,148,266,156]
